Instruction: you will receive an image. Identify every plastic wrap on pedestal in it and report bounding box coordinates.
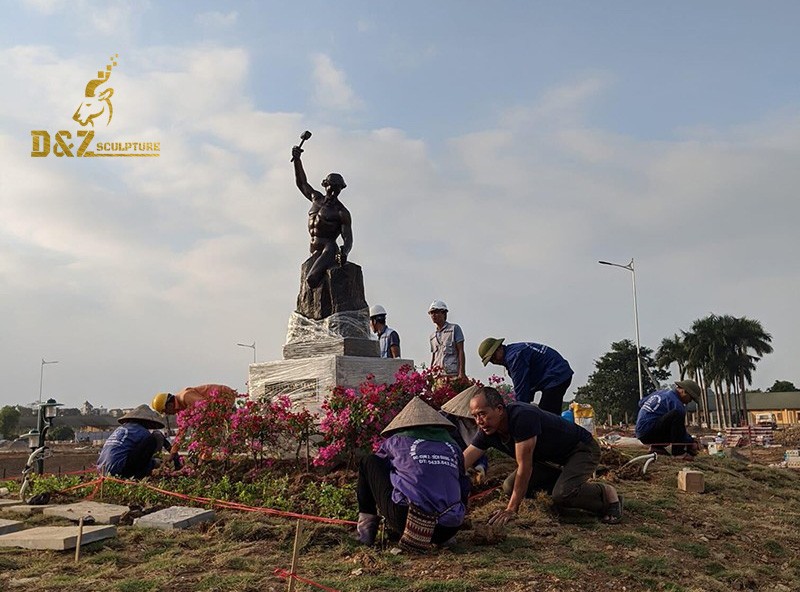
[248,355,413,415]
[285,310,372,343]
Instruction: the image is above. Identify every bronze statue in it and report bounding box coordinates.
[292,138,353,289]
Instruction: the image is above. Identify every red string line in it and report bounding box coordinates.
[273,568,342,592]
[57,475,357,526]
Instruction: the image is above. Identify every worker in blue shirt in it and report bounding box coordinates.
[635,380,701,459]
[478,338,574,415]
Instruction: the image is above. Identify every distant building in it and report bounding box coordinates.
[745,391,800,427]
[18,413,120,444]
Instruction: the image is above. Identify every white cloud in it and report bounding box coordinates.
[195,11,238,28]
[2,47,799,409]
[310,53,364,112]
[21,0,66,14]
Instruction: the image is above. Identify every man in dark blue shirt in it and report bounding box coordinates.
[97,405,169,479]
[463,387,622,526]
[635,380,701,459]
[478,338,573,415]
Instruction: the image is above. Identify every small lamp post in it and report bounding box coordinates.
[30,398,63,474]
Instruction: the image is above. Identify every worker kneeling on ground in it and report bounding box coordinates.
[463,386,622,526]
[635,379,702,460]
[440,384,489,485]
[356,397,470,552]
[97,405,169,479]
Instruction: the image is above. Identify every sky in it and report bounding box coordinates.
[2,1,799,409]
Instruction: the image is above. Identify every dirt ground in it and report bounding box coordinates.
[0,445,99,479]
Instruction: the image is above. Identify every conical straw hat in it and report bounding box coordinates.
[381,397,456,436]
[118,404,166,430]
[440,384,482,419]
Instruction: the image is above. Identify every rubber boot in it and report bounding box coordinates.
[356,513,380,545]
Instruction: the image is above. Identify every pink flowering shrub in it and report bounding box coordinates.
[174,389,240,461]
[173,390,317,468]
[314,365,477,468]
[488,374,516,401]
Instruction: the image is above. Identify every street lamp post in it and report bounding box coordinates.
[237,341,256,364]
[38,358,59,405]
[599,258,644,401]
[22,398,63,474]
[236,342,256,397]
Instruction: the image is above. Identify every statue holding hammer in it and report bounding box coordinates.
[292,133,353,290]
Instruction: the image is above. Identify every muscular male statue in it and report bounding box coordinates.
[292,145,353,289]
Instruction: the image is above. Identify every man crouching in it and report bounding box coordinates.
[356,397,470,552]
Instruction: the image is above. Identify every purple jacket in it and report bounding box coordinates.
[376,434,469,527]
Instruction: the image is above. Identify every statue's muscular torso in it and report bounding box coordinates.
[308,196,345,251]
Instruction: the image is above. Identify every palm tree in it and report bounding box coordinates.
[679,314,773,428]
[726,316,773,423]
[656,334,689,380]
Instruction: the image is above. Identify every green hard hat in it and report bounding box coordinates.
[478,337,504,366]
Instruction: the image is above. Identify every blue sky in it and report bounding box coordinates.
[2,1,799,409]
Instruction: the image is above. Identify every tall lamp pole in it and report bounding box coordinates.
[38,359,59,405]
[237,341,256,364]
[598,259,644,401]
[236,342,256,397]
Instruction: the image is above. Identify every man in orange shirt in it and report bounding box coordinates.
[151,385,238,460]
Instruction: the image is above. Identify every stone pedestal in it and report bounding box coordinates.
[296,259,368,320]
[249,356,412,414]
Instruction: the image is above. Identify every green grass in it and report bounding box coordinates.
[683,541,710,558]
[115,580,159,592]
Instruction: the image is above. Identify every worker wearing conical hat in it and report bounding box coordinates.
[356,397,470,552]
[97,405,169,479]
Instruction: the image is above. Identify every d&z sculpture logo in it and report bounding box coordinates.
[31,54,160,158]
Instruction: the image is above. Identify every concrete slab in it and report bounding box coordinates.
[43,501,129,525]
[0,499,23,509]
[0,525,116,550]
[134,506,215,530]
[0,518,24,535]
[2,505,54,515]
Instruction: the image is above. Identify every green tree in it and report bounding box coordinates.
[767,380,798,392]
[47,425,75,441]
[656,334,689,380]
[0,406,21,439]
[680,314,772,429]
[574,340,668,423]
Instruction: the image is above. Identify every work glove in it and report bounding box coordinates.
[468,465,486,486]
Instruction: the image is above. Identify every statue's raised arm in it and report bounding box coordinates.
[292,145,318,202]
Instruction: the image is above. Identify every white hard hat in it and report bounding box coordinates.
[369,304,387,318]
[428,300,448,312]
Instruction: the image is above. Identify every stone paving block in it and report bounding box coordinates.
[3,505,54,515]
[0,525,116,550]
[134,506,215,530]
[0,499,23,509]
[678,468,705,493]
[0,518,24,535]
[43,501,129,525]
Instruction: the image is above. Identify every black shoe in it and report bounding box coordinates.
[648,446,670,456]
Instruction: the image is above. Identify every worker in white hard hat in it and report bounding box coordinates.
[428,300,466,379]
[369,304,401,358]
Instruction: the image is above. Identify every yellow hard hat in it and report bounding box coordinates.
[151,392,170,414]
